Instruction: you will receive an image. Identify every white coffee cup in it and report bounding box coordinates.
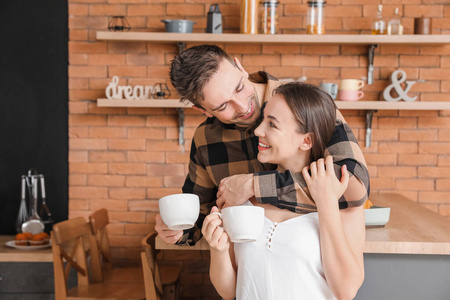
[159,193,200,230]
[340,79,365,90]
[212,205,264,243]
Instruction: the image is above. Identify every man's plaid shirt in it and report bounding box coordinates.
[179,72,370,245]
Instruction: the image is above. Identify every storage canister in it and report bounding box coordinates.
[241,0,259,34]
[307,0,326,35]
[260,1,279,34]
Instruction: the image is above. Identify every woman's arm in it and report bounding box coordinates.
[202,207,237,299]
[303,156,365,300]
[210,246,237,300]
[316,204,365,300]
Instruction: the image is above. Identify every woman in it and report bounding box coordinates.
[202,82,366,300]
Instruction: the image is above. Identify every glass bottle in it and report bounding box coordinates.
[241,0,259,34]
[307,1,326,35]
[371,4,387,35]
[260,1,279,34]
[387,8,403,35]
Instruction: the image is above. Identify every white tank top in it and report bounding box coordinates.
[234,212,337,300]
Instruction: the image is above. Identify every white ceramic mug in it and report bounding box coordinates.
[340,79,365,90]
[159,193,200,230]
[212,205,264,243]
[320,83,338,100]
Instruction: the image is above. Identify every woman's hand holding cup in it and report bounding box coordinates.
[202,206,230,252]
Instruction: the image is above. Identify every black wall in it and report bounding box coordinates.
[0,1,68,234]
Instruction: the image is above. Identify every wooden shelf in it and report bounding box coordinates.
[96,32,450,112]
[96,32,450,45]
[334,101,450,110]
[97,99,450,110]
[97,99,192,108]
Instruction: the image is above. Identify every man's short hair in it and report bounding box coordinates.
[169,45,235,107]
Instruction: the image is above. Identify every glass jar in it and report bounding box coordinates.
[240,0,259,34]
[307,1,326,35]
[387,7,403,35]
[259,1,279,34]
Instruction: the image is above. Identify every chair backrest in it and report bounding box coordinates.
[51,217,90,300]
[89,208,113,282]
[141,233,163,300]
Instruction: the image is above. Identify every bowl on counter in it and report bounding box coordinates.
[161,19,196,33]
[364,205,391,227]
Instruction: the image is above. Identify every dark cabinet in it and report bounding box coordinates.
[0,262,76,299]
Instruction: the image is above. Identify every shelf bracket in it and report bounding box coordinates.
[177,42,186,55]
[175,42,187,149]
[367,44,378,85]
[176,108,185,147]
[365,110,377,148]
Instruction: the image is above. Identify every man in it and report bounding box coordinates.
[155,45,369,245]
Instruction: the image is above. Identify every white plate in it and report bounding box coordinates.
[364,205,391,227]
[5,240,51,250]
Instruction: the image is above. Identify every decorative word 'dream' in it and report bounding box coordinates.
[105,76,154,100]
[383,70,417,102]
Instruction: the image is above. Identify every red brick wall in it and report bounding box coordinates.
[68,0,449,297]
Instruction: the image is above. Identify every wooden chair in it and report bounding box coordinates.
[51,217,145,300]
[141,233,182,300]
[89,208,144,283]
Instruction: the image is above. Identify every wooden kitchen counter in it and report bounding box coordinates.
[156,193,450,255]
[364,193,450,255]
[0,235,53,262]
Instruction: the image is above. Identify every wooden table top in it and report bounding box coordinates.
[0,235,53,262]
[156,193,450,255]
[364,193,450,255]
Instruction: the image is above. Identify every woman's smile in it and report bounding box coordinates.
[258,141,271,151]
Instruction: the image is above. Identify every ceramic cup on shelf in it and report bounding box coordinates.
[340,79,365,91]
[159,193,200,230]
[211,205,264,243]
[339,79,365,101]
[339,90,364,101]
[320,83,338,100]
